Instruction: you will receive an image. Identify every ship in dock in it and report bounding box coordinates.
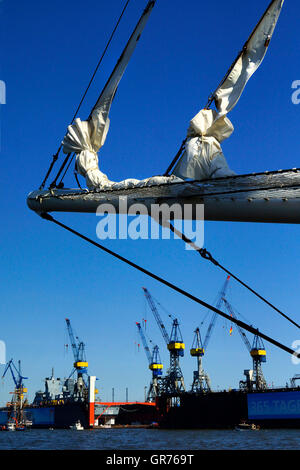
[141,284,300,430]
[1,297,300,430]
[0,370,157,429]
[0,318,158,429]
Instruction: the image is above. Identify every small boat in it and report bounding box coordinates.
[235,422,260,431]
[6,421,16,431]
[70,420,84,430]
[24,419,33,428]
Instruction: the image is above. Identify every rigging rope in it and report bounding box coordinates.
[39,0,132,190]
[168,223,300,330]
[164,138,187,176]
[39,212,300,360]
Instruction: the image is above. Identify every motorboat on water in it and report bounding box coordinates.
[70,420,84,430]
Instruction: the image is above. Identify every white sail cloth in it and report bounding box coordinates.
[174,0,284,181]
[62,114,112,189]
[62,1,160,190]
[173,109,235,180]
[214,0,284,116]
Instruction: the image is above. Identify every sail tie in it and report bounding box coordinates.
[172,109,236,180]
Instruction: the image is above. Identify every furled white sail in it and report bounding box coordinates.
[62,1,156,190]
[214,0,284,116]
[173,0,284,182]
[173,109,236,180]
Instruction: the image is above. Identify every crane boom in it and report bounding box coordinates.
[142,288,170,344]
[65,318,88,377]
[2,359,27,390]
[136,322,152,364]
[65,318,80,362]
[203,276,230,349]
[222,297,267,390]
[222,298,252,351]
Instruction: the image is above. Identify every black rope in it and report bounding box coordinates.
[164,138,187,176]
[40,0,132,190]
[74,171,82,190]
[39,148,60,190]
[168,223,300,330]
[39,212,300,359]
[58,153,76,188]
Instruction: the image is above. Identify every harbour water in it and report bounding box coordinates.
[0,428,299,450]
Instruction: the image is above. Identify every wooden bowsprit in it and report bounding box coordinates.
[28,168,300,223]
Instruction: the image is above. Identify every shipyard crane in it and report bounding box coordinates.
[2,359,28,424]
[188,276,230,389]
[2,359,28,399]
[222,298,267,391]
[65,318,89,397]
[190,328,211,393]
[142,287,185,395]
[136,322,163,401]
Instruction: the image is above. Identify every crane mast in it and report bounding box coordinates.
[136,322,163,401]
[142,288,170,344]
[190,328,211,393]
[142,287,185,395]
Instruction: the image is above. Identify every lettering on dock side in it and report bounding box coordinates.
[248,391,300,419]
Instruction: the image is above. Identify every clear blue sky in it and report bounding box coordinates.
[0,0,299,404]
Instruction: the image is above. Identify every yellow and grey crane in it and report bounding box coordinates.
[143,287,185,395]
[222,297,267,390]
[136,321,163,401]
[190,328,211,393]
[65,318,89,398]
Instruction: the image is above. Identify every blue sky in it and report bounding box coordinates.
[0,0,299,404]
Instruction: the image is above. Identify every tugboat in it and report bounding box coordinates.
[70,420,84,430]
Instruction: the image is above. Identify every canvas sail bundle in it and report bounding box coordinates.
[173,109,235,180]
